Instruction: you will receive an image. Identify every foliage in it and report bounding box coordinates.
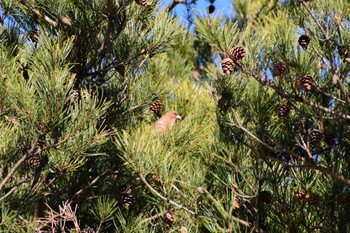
[1,0,350,232]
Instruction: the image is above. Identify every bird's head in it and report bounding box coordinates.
[166,110,181,120]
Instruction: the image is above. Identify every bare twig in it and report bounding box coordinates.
[18,0,58,27]
[166,0,186,12]
[297,134,313,160]
[138,211,166,225]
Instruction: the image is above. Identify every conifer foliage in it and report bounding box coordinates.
[1,0,350,232]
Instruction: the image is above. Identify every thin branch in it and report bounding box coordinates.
[165,0,186,12]
[70,169,112,200]
[138,170,195,215]
[0,177,31,202]
[228,153,257,195]
[301,2,327,38]
[239,65,350,120]
[18,0,58,27]
[230,110,350,185]
[198,187,260,230]
[0,137,40,191]
[138,211,166,225]
[297,134,313,160]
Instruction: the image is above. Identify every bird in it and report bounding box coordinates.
[154,110,181,136]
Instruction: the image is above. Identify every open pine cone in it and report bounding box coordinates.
[221,58,234,75]
[230,46,246,61]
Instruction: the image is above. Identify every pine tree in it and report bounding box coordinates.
[1,0,350,232]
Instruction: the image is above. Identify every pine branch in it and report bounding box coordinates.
[0,177,31,202]
[138,170,195,215]
[238,64,350,120]
[18,0,58,27]
[0,137,40,191]
[18,0,71,27]
[166,0,186,12]
[230,110,350,185]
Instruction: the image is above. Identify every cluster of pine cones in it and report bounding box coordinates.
[221,46,246,75]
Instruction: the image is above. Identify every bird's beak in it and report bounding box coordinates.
[176,114,181,120]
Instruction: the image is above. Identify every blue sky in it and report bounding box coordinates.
[160,0,234,25]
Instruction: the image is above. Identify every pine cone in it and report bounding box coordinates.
[300,75,313,90]
[120,185,135,210]
[308,130,322,145]
[221,58,234,75]
[164,211,175,229]
[298,35,310,50]
[150,100,163,114]
[135,0,151,7]
[278,103,290,118]
[28,156,40,170]
[339,46,349,62]
[323,131,335,146]
[293,189,308,200]
[230,46,246,61]
[273,62,287,76]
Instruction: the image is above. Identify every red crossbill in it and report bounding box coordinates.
[154,110,181,136]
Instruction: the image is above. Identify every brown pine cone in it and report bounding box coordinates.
[298,35,310,50]
[150,100,163,114]
[28,156,40,169]
[293,189,308,200]
[135,0,151,7]
[120,185,135,210]
[339,46,349,62]
[164,211,175,229]
[300,75,313,90]
[273,62,287,76]
[278,103,290,118]
[230,46,246,61]
[221,58,234,75]
[308,130,323,145]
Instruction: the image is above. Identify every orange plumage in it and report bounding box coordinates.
[154,110,181,136]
